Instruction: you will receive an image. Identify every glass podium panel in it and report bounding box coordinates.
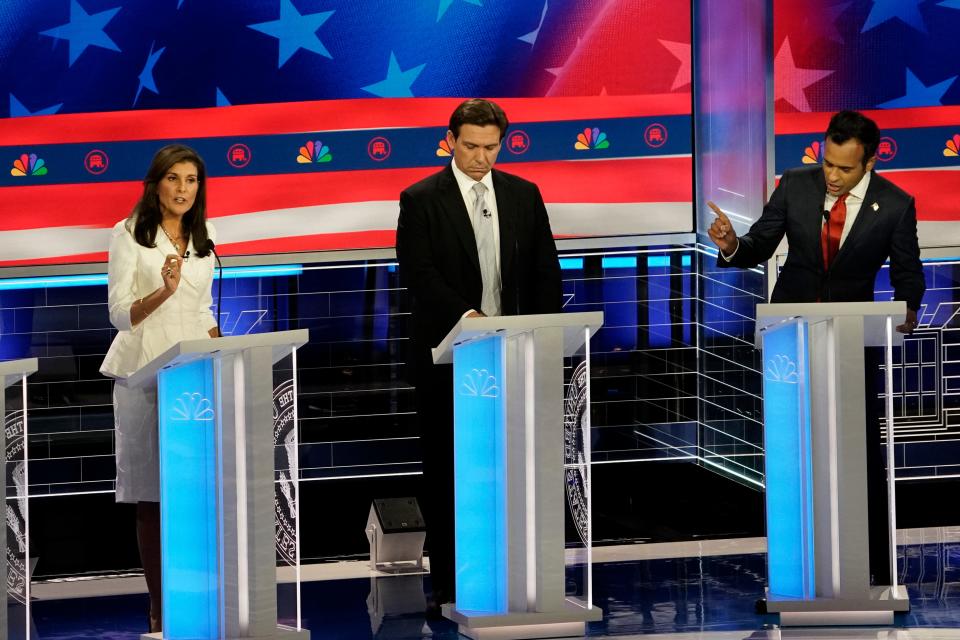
[563,331,594,612]
[5,374,30,640]
[274,350,303,631]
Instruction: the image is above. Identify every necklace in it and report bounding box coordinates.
[160,224,184,254]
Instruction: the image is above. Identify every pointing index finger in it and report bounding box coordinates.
[706,200,729,223]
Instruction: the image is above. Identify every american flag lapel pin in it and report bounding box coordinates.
[871,202,879,212]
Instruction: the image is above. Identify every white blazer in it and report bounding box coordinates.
[100,218,217,379]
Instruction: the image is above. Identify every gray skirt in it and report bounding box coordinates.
[113,381,159,503]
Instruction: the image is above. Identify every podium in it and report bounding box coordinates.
[432,312,604,640]
[2,358,38,640]
[755,301,910,626]
[127,331,310,640]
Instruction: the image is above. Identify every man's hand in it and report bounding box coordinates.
[896,308,918,334]
[465,310,485,318]
[707,201,738,256]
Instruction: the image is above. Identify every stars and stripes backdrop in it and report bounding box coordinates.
[773,0,960,230]
[0,0,693,267]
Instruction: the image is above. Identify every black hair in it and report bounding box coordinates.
[825,110,880,167]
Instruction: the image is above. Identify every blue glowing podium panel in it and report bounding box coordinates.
[453,336,507,614]
[127,331,310,640]
[756,302,909,626]
[158,358,221,638]
[760,319,813,599]
[433,313,604,640]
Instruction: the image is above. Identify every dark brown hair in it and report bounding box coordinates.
[448,98,509,140]
[128,144,212,257]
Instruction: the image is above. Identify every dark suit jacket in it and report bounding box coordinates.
[396,165,563,356]
[719,165,925,311]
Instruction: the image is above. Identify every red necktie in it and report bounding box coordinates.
[821,193,848,269]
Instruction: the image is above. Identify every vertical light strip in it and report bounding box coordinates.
[21,374,31,632]
[214,359,227,633]
[884,316,898,587]
[827,320,840,594]
[796,321,815,596]
[291,347,303,629]
[694,251,702,472]
[583,327,593,608]
[234,356,250,632]
[523,334,536,609]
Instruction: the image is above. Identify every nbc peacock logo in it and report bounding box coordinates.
[296,140,332,164]
[945,134,960,157]
[460,369,499,398]
[801,141,822,164]
[11,153,47,177]
[436,138,452,157]
[574,127,609,150]
[765,354,800,384]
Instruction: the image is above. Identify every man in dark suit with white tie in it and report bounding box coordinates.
[396,98,562,613]
[707,110,925,588]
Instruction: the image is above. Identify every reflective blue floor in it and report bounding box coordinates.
[28,544,960,639]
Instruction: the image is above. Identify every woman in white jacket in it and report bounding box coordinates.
[100,144,219,633]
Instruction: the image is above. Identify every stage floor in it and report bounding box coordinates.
[27,526,960,639]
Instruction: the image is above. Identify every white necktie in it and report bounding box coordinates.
[471,183,500,316]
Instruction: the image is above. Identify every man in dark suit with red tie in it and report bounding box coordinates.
[707,110,924,327]
[707,110,925,589]
[396,98,562,613]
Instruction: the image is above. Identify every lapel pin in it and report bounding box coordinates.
[871,202,879,212]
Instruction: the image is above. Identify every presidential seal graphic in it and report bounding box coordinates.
[5,409,28,603]
[273,378,298,566]
[564,360,590,546]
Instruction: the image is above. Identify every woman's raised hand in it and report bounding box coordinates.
[161,254,183,294]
